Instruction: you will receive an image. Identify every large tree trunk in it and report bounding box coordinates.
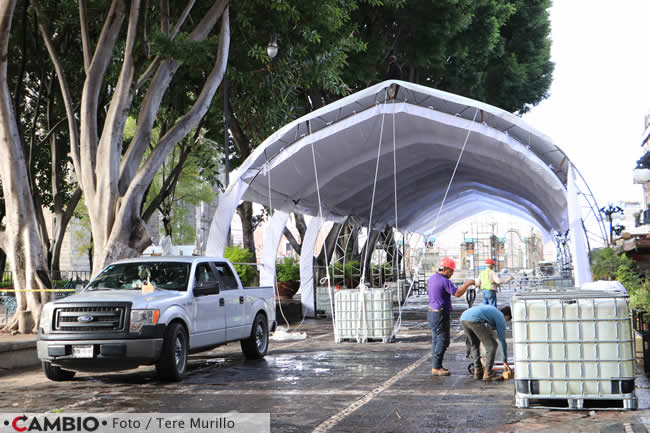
[28,0,230,276]
[0,0,51,333]
[236,201,256,259]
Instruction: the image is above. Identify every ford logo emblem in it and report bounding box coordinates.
[77,315,94,323]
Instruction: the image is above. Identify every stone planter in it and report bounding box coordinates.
[276,281,299,300]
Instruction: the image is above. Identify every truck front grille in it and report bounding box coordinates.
[54,306,126,332]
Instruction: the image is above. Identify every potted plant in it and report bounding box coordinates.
[276,257,300,299]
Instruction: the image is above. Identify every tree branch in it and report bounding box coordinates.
[123,0,228,195]
[227,99,251,159]
[295,213,307,240]
[125,5,229,200]
[283,228,302,255]
[160,0,169,35]
[141,144,190,222]
[29,0,82,187]
[135,0,197,91]
[79,0,127,194]
[95,0,141,210]
[79,0,91,73]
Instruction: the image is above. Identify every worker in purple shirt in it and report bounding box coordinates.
[428,257,475,376]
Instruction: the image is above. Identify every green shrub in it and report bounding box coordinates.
[276,257,300,282]
[591,247,648,309]
[224,245,257,287]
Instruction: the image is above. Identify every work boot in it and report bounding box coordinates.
[431,367,450,376]
[483,370,503,382]
[473,367,484,380]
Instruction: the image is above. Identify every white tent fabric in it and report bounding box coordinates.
[206,180,248,256]
[260,210,291,287]
[298,217,323,317]
[567,164,593,286]
[207,80,571,258]
[206,80,591,314]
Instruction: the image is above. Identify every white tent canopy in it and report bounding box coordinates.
[206,80,596,315]
[209,80,572,240]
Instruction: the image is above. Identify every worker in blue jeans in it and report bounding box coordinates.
[461,305,513,381]
[477,259,513,307]
[428,257,475,376]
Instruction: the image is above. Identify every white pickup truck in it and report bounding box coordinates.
[37,256,276,381]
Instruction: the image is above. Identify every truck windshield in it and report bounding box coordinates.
[86,262,191,291]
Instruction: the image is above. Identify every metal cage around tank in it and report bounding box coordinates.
[511,290,637,410]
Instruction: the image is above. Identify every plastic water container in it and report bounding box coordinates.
[511,290,636,409]
[334,288,394,343]
[383,280,408,304]
[316,286,335,317]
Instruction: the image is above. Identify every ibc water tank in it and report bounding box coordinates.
[511,290,636,409]
[334,288,394,343]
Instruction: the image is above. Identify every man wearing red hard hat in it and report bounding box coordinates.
[477,258,513,307]
[428,257,475,376]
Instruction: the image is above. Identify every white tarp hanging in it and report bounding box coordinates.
[567,164,593,286]
[260,210,291,287]
[206,179,248,257]
[298,218,323,318]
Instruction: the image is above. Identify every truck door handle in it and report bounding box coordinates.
[219,298,225,307]
[239,296,244,304]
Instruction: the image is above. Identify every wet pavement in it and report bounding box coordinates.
[1,291,649,432]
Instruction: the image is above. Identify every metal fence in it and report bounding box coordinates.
[0,270,91,324]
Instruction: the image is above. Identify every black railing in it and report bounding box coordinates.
[0,270,90,291]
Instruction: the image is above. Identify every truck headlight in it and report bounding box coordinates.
[129,309,160,333]
[40,303,54,334]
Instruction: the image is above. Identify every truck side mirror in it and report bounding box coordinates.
[193,281,220,296]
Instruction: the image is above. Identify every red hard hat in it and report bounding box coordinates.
[438,257,456,271]
[485,259,495,265]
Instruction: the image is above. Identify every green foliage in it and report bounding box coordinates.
[346,0,553,114]
[590,248,635,281]
[149,31,221,68]
[225,0,368,161]
[224,245,256,286]
[630,282,650,311]
[276,257,300,282]
[142,125,218,245]
[71,198,93,265]
[591,248,648,309]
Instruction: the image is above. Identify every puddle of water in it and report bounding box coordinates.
[276,376,300,383]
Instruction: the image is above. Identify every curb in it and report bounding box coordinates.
[0,338,39,370]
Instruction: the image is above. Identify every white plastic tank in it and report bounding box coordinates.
[511,290,636,409]
[316,286,335,317]
[334,288,394,343]
[383,280,408,304]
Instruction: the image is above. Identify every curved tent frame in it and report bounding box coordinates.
[206,80,603,312]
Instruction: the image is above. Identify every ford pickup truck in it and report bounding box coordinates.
[37,256,276,381]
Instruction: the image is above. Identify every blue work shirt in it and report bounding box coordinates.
[460,305,508,361]
[428,272,458,314]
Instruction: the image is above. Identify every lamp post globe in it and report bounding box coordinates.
[267,41,278,59]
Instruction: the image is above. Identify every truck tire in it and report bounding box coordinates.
[156,322,188,381]
[42,361,76,381]
[241,313,268,359]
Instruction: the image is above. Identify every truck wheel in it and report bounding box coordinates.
[42,362,76,381]
[156,322,188,381]
[241,313,268,359]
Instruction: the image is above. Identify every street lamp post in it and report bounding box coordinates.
[599,204,623,245]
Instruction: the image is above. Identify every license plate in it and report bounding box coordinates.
[71,345,93,358]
